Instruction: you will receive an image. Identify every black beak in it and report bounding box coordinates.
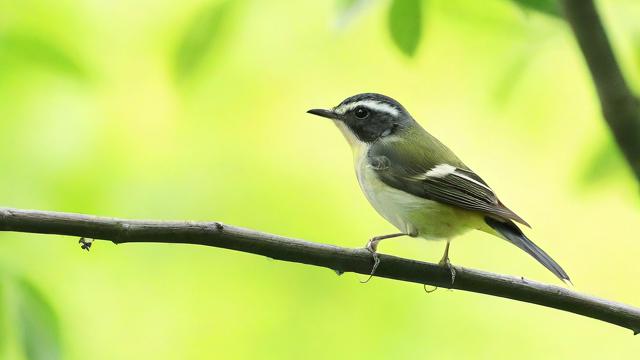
[307,108,338,120]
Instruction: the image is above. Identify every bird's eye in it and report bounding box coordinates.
[354,107,369,119]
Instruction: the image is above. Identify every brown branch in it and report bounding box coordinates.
[562,0,640,181]
[0,207,639,333]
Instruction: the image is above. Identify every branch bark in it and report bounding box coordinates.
[0,207,638,334]
[562,0,640,181]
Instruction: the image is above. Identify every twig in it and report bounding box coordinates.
[562,0,640,181]
[0,207,639,334]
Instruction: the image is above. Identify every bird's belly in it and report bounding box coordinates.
[356,161,475,240]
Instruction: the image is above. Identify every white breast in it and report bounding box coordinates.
[355,152,422,236]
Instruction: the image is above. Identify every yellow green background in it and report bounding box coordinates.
[1,0,639,358]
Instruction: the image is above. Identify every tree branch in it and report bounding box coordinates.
[0,207,639,333]
[562,0,640,181]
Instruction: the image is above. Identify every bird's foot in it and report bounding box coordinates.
[360,238,381,284]
[359,233,406,284]
[438,257,456,284]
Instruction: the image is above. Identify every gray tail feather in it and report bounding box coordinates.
[485,217,571,284]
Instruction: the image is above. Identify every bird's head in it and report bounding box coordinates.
[307,93,414,146]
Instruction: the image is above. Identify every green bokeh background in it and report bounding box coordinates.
[1,0,640,358]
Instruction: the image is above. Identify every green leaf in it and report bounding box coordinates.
[0,32,87,78]
[174,1,233,81]
[388,0,422,57]
[510,0,561,18]
[15,277,61,360]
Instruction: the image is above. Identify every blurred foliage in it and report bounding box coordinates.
[510,0,561,17]
[335,0,372,28]
[0,281,4,355]
[16,278,62,360]
[0,0,639,358]
[492,52,534,105]
[0,274,61,360]
[174,1,233,81]
[0,32,86,79]
[635,35,640,82]
[382,0,559,58]
[577,137,629,187]
[388,0,423,56]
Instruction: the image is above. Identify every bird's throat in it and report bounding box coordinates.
[334,120,368,158]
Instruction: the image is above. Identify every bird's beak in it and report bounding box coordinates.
[307,108,338,120]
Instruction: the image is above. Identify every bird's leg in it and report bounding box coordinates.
[438,239,456,284]
[361,232,406,284]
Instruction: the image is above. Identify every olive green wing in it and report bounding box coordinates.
[369,133,530,227]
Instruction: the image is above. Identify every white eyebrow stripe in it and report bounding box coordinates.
[334,100,400,117]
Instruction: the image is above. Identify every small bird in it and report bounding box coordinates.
[307,93,570,283]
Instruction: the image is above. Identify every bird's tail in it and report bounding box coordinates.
[485,217,571,284]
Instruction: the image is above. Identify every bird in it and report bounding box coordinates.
[307,93,570,284]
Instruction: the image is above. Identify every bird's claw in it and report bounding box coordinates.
[439,257,456,284]
[423,284,438,293]
[361,239,381,284]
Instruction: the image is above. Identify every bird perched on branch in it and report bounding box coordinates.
[308,93,570,284]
